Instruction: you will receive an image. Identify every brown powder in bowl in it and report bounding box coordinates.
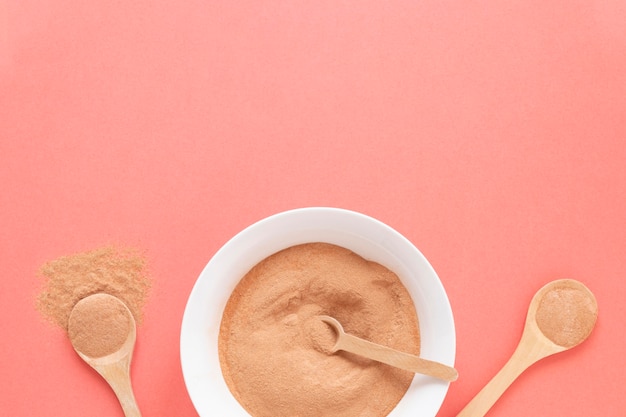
[218,242,420,417]
[36,246,150,331]
[68,294,132,358]
[535,283,597,348]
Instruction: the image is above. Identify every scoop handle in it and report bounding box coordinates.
[90,356,142,417]
[456,329,560,417]
[336,332,458,382]
[456,347,529,416]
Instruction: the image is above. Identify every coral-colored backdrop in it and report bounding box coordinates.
[1,1,625,416]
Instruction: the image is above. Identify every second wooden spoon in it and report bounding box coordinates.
[68,293,142,417]
[317,315,458,382]
[456,279,598,417]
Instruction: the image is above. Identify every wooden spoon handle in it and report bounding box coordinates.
[93,359,142,417]
[457,279,596,416]
[456,334,556,417]
[456,351,529,416]
[337,333,458,382]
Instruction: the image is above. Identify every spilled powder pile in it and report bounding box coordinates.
[36,246,150,331]
[219,242,420,417]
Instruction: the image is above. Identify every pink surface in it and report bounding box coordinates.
[1,1,625,416]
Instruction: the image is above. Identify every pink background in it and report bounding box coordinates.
[1,1,625,416]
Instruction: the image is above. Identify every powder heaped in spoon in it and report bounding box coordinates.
[304,316,337,355]
[535,284,598,348]
[68,294,132,358]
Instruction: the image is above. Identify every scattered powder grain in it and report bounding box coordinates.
[36,246,150,331]
[535,283,597,348]
[218,242,420,417]
[68,293,132,358]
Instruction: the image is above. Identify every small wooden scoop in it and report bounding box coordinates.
[318,315,458,382]
[456,279,598,417]
[68,293,142,417]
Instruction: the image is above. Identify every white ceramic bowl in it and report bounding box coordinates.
[180,207,455,417]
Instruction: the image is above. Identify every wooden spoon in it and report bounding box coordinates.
[457,279,598,417]
[68,293,142,417]
[317,315,458,382]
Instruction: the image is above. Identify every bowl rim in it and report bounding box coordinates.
[180,207,456,416]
